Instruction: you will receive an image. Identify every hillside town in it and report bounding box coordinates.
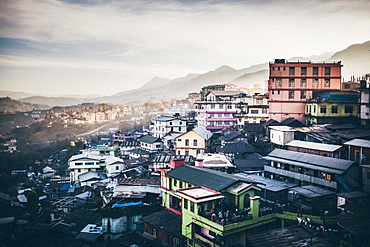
[1,59,370,247]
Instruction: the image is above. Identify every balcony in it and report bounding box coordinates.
[264,166,337,189]
[206,118,237,121]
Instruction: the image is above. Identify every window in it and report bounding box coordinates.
[190,201,194,212]
[78,169,81,173]
[289,78,295,87]
[227,105,232,109]
[184,199,188,209]
[116,165,119,170]
[301,78,307,87]
[289,90,294,99]
[301,90,306,99]
[313,67,318,75]
[313,105,316,113]
[278,90,280,94]
[331,106,338,114]
[344,84,351,89]
[278,67,280,71]
[272,90,274,95]
[185,150,189,155]
[218,104,223,109]
[289,67,295,75]
[177,139,182,141]
[301,67,307,75]
[325,67,331,75]
[345,105,354,114]
[174,179,177,187]
[169,122,172,125]
[313,78,318,87]
[185,139,189,146]
[180,122,182,125]
[276,78,282,87]
[251,110,259,114]
[262,109,268,114]
[211,105,215,109]
[256,99,263,105]
[324,78,330,87]
[149,228,156,237]
[320,106,327,114]
[193,139,198,146]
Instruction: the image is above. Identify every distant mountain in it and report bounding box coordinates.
[327,40,370,81]
[19,96,91,107]
[0,97,50,112]
[2,40,368,107]
[0,90,37,100]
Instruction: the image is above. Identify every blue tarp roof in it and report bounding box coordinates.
[60,183,71,191]
[112,201,143,208]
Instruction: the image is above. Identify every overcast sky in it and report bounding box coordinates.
[0,0,369,96]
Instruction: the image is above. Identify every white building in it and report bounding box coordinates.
[269,126,296,146]
[68,153,107,185]
[152,115,187,138]
[105,156,126,178]
[195,90,246,130]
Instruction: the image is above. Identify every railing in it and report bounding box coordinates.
[265,166,337,189]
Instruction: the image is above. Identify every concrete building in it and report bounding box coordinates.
[286,140,343,158]
[175,126,213,156]
[152,115,187,138]
[268,59,342,123]
[263,149,357,192]
[305,90,358,126]
[195,90,246,130]
[359,79,370,126]
[68,153,107,185]
[269,126,296,146]
[234,93,269,126]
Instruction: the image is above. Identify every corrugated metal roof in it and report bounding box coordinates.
[167,165,253,191]
[193,126,213,140]
[234,174,297,192]
[289,185,334,198]
[105,156,124,165]
[210,90,242,96]
[264,149,354,172]
[268,126,296,131]
[286,140,342,152]
[140,210,182,235]
[68,153,105,162]
[139,135,161,144]
[344,139,370,148]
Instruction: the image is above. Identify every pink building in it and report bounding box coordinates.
[268,59,342,123]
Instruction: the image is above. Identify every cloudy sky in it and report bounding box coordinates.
[0,0,369,96]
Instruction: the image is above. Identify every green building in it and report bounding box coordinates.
[158,161,334,247]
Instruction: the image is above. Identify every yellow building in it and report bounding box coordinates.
[175,126,213,156]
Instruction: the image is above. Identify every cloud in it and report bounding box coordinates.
[0,0,370,95]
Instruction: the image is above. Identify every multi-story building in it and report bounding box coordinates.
[68,153,107,185]
[263,149,356,192]
[268,59,342,123]
[105,156,126,178]
[359,79,370,126]
[286,140,344,158]
[305,90,358,126]
[139,135,164,153]
[195,90,246,130]
[175,126,213,156]
[152,115,187,138]
[158,159,335,246]
[235,93,269,126]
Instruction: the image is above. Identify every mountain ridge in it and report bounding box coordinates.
[4,40,369,107]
